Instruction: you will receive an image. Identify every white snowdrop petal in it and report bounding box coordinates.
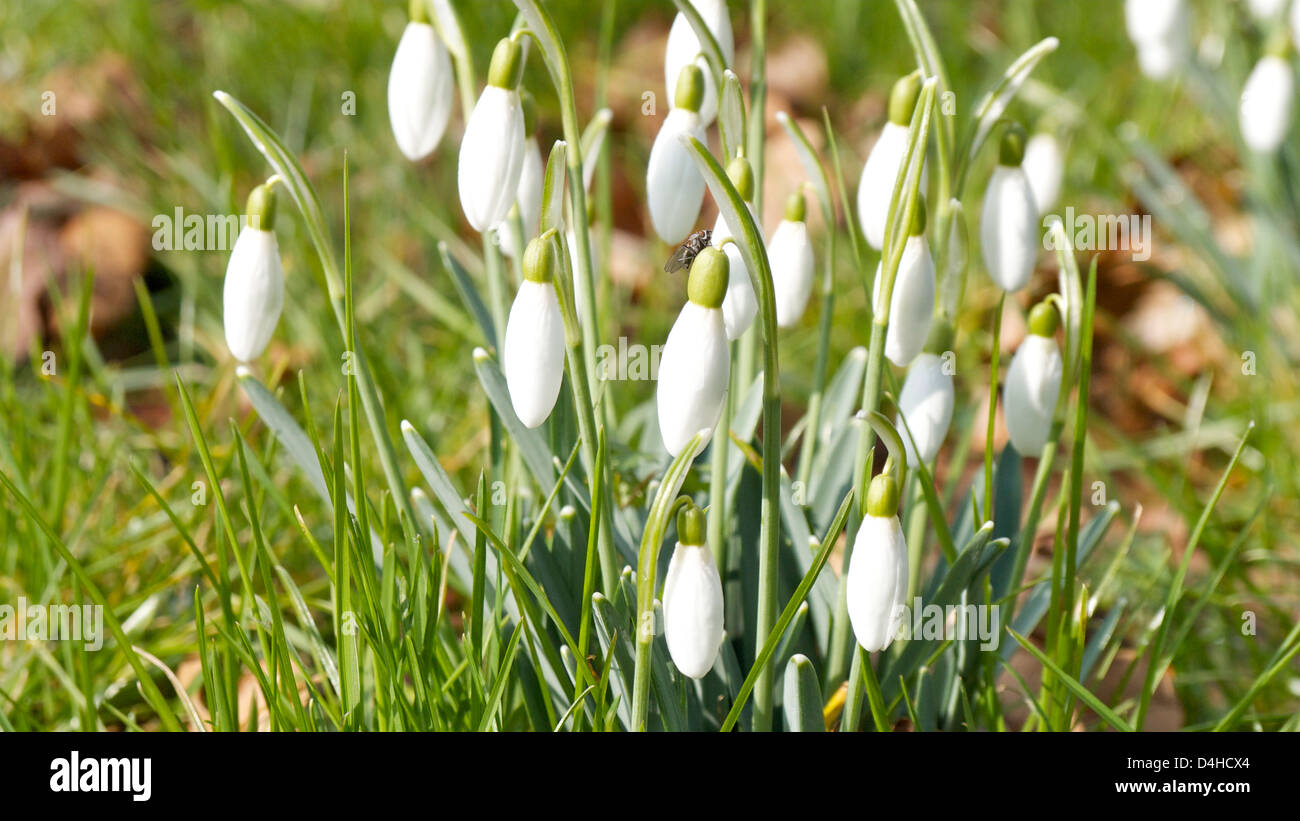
[567,227,598,327]
[856,122,910,251]
[845,514,909,653]
[1124,0,1184,46]
[896,352,955,467]
[712,211,758,339]
[504,280,566,429]
[980,165,1039,292]
[1240,56,1294,154]
[664,0,734,125]
[872,234,935,367]
[388,22,454,162]
[223,226,284,362]
[662,541,725,679]
[647,109,707,244]
[497,137,545,258]
[1022,133,1064,215]
[1003,334,1063,455]
[656,302,730,456]
[458,86,526,232]
[768,219,814,327]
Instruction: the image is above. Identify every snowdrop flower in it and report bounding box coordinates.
[662,503,725,679]
[1248,0,1286,21]
[223,181,284,362]
[896,348,955,468]
[1003,301,1064,455]
[1124,0,1188,80]
[569,201,598,326]
[857,71,926,251]
[647,64,708,244]
[387,0,454,162]
[664,0,734,126]
[1022,132,1064,215]
[458,37,526,232]
[503,235,566,429]
[657,246,731,456]
[768,191,814,328]
[1240,44,1294,154]
[846,472,909,653]
[872,199,934,367]
[981,124,1039,293]
[497,93,544,259]
[712,156,759,340]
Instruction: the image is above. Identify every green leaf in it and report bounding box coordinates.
[782,655,825,732]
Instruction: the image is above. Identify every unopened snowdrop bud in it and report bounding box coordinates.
[857,71,926,251]
[1003,301,1063,456]
[656,247,731,456]
[1022,132,1064,215]
[664,0,735,126]
[387,0,454,162]
[768,192,814,328]
[503,235,566,429]
[980,124,1039,293]
[647,65,707,244]
[896,341,954,468]
[458,37,526,232]
[714,155,759,339]
[872,200,935,367]
[223,182,284,362]
[497,92,544,258]
[846,473,909,653]
[1240,41,1294,154]
[662,503,725,679]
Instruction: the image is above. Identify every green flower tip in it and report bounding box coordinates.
[522,233,556,283]
[521,91,537,136]
[908,195,927,236]
[923,317,954,354]
[784,191,806,223]
[888,70,923,126]
[726,156,755,202]
[865,472,900,518]
[674,63,705,113]
[676,503,707,546]
[408,0,428,24]
[686,246,729,309]
[1027,301,1059,337]
[488,37,524,90]
[999,122,1027,166]
[245,182,277,232]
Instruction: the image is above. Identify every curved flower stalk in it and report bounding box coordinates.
[980,123,1038,293]
[662,503,725,679]
[1022,132,1064,215]
[223,180,284,362]
[387,0,454,162]
[1240,43,1295,155]
[1124,0,1188,80]
[896,345,954,468]
[664,0,734,127]
[497,93,544,258]
[768,191,814,327]
[657,246,731,456]
[872,198,934,367]
[504,235,566,428]
[1003,301,1064,455]
[858,71,927,251]
[712,156,760,339]
[648,65,709,244]
[458,37,527,232]
[846,471,909,653]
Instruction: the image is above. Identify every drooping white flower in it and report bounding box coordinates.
[713,156,759,340]
[981,124,1039,293]
[503,236,566,429]
[662,504,724,679]
[1247,0,1286,21]
[664,0,734,126]
[657,247,731,456]
[458,37,526,232]
[387,6,454,162]
[223,182,284,363]
[768,192,814,328]
[1125,0,1189,80]
[896,351,954,468]
[1240,54,1294,154]
[1003,302,1064,456]
[846,474,909,653]
[497,94,544,259]
[1022,132,1064,215]
[857,72,927,251]
[872,201,935,367]
[647,65,707,244]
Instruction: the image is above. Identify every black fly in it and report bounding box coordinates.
[664,229,712,273]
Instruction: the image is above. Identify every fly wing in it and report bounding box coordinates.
[664,244,691,273]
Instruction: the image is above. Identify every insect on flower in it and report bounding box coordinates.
[664,229,712,273]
